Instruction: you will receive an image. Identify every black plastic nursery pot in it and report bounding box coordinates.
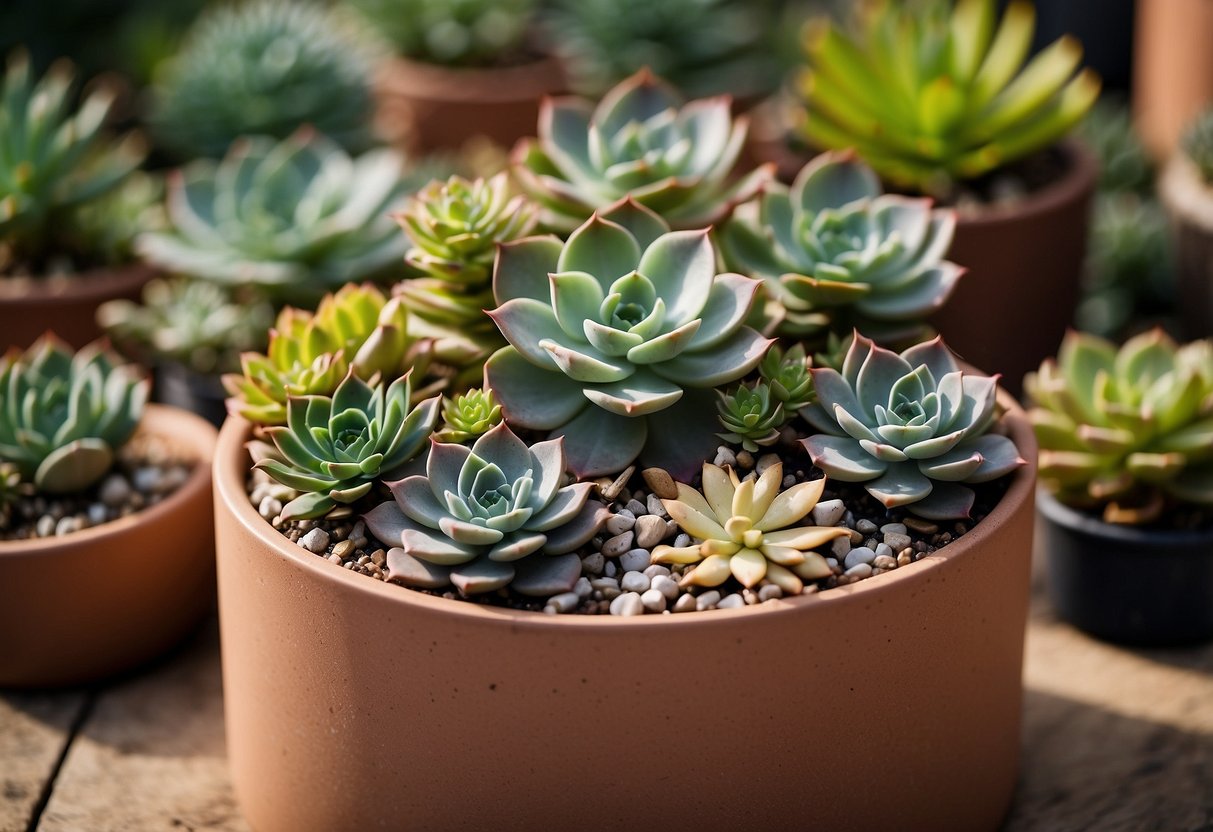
[1037,489,1213,646]
[154,361,228,429]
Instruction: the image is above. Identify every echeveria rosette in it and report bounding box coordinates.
[363,423,606,596]
[483,199,773,479]
[800,334,1024,520]
[652,462,848,595]
[436,387,502,444]
[717,383,784,453]
[255,372,440,521]
[512,69,773,232]
[759,342,815,413]
[1026,330,1213,525]
[722,151,962,340]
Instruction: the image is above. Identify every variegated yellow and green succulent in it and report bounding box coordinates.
[1026,330,1213,524]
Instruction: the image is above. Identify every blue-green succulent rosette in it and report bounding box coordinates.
[483,198,773,479]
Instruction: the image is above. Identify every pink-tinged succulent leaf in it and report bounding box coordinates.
[525,437,566,509]
[625,319,701,364]
[903,427,967,460]
[792,151,881,214]
[451,555,516,594]
[871,195,934,252]
[487,532,547,562]
[469,421,535,484]
[907,482,976,520]
[551,405,648,478]
[583,369,684,417]
[487,298,566,369]
[637,229,716,323]
[916,446,984,481]
[363,500,411,548]
[541,502,610,555]
[856,343,915,412]
[594,69,683,136]
[557,215,643,283]
[598,197,671,249]
[537,97,597,181]
[650,328,771,388]
[511,552,584,596]
[859,439,910,462]
[401,525,481,565]
[422,440,471,501]
[865,464,935,507]
[801,434,888,481]
[439,515,506,545]
[639,390,725,481]
[527,481,595,531]
[963,434,1026,483]
[385,548,455,589]
[493,235,563,305]
[484,347,588,430]
[808,368,864,430]
[389,474,449,529]
[684,273,762,352]
[541,339,635,383]
[584,319,645,356]
[856,262,964,320]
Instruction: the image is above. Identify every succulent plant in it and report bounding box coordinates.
[1080,99,1152,195]
[138,131,410,306]
[800,333,1024,519]
[363,423,606,596]
[543,0,781,100]
[1025,330,1213,524]
[149,0,375,159]
[1181,108,1213,185]
[717,383,784,452]
[394,173,537,371]
[0,461,27,527]
[346,0,537,67]
[256,372,440,521]
[99,278,274,376]
[0,51,146,275]
[796,0,1100,196]
[512,70,773,233]
[723,151,962,339]
[224,283,433,426]
[759,342,815,413]
[65,171,165,268]
[484,198,772,478]
[436,387,502,444]
[652,461,848,594]
[0,336,148,494]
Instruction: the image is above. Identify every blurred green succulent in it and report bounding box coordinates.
[1026,330,1213,525]
[0,336,148,494]
[149,0,375,160]
[99,278,274,376]
[346,0,536,66]
[723,151,962,339]
[484,198,772,478]
[436,387,502,443]
[364,423,605,595]
[800,333,1024,519]
[717,382,784,452]
[66,171,164,268]
[512,70,772,232]
[1181,109,1213,184]
[1079,99,1152,195]
[796,0,1100,196]
[0,461,27,527]
[0,51,146,275]
[138,131,410,306]
[256,371,440,521]
[759,342,815,412]
[224,283,433,426]
[653,461,848,594]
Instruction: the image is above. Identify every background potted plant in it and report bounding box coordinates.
[1131,0,1213,162]
[0,336,218,687]
[1027,329,1213,645]
[1159,109,1213,340]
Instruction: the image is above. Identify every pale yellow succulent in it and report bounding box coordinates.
[652,462,849,595]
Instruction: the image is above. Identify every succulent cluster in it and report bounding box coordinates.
[512,70,772,232]
[716,383,784,452]
[149,0,375,159]
[347,0,537,67]
[760,342,815,412]
[1026,330,1213,524]
[436,388,502,444]
[364,423,605,595]
[724,152,962,339]
[652,462,848,595]
[484,199,771,478]
[0,51,146,274]
[801,334,1024,519]
[138,131,410,306]
[796,0,1100,195]
[0,337,148,493]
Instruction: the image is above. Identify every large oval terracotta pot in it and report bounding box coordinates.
[0,405,218,688]
[1132,0,1213,161]
[0,263,154,351]
[373,54,565,155]
[215,396,1037,832]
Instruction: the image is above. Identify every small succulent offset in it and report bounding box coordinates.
[256,372,440,521]
[1026,330,1213,525]
[484,198,772,478]
[797,0,1100,196]
[759,342,815,413]
[512,70,773,232]
[149,0,375,159]
[224,283,431,426]
[137,131,410,306]
[1181,109,1213,184]
[346,0,536,66]
[717,383,784,452]
[436,388,502,444]
[652,462,849,595]
[364,423,605,596]
[0,337,148,494]
[800,333,1024,519]
[0,51,146,274]
[722,152,962,339]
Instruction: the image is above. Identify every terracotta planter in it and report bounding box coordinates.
[1159,154,1213,339]
[1037,489,1213,646]
[0,405,218,688]
[373,54,565,155]
[214,397,1037,831]
[0,263,154,351]
[1133,0,1213,161]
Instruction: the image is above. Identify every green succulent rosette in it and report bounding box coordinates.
[717,383,784,453]
[759,342,815,413]
[436,387,502,444]
[484,198,772,478]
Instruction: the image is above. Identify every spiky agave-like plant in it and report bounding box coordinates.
[346,0,537,66]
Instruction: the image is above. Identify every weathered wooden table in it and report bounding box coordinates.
[4,565,1212,832]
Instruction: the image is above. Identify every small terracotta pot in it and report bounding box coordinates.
[373,53,565,155]
[1133,0,1213,161]
[1158,154,1213,339]
[0,263,154,352]
[0,405,218,688]
[1037,489,1213,646]
[215,398,1037,831]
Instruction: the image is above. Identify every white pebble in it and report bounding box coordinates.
[605,512,635,535]
[696,590,721,611]
[642,564,671,579]
[844,546,876,569]
[713,446,737,468]
[298,528,330,554]
[873,555,898,569]
[884,532,912,552]
[673,533,692,548]
[601,531,634,557]
[581,553,605,575]
[825,557,839,569]
[646,494,669,518]
[55,517,79,536]
[856,519,878,534]
[258,496,283,521]
[881,523,907,535]
[574,577,593,598]
[620,571,651,593]
[36,515,55,538]
[650,575,680,600]
[609,592,645,616]
[875,542,894,558]
[87,503,108,525]
[619,548,651,572]
[625,499,647,516]
[717,593,745,609]
[590,577,620,592]
[831,536,852,558]
[755,453,780,475]
[634,514,668,548]
[132,466,163,493]
[98,474,131,507]
[604,561,617,578]
[811,499,846,527]
[548,592,581,613]
[640,589,667,612]
[672,594,698,613]
[758,584,783,602]
[845,563,874,579]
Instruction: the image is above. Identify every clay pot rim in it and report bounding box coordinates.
[0,261,155,302]
[0,404,218,560]
[375,51,564,103]
[215,392,1037,629]
[954,138,1098,228]
[1037,486,1213,548]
